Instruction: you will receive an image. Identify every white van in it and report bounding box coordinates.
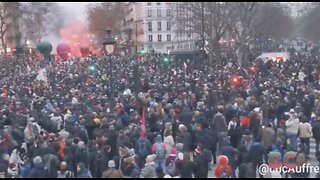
[255,52,290,63]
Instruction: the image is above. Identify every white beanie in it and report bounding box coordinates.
[33,156,42,165]
[78,141,85,149]
[146,155,155,163]
[108,160,115,168]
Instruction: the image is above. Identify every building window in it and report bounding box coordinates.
[147,2,151,5]
[157,22,161,31]
[157,9,161,17]
[166,9,171,17]
[148,22,152,31]
[157,2,161,5]
[167,21,171,30]
[158,35,162,42]
[147,10,152,17]
[167,34,171,42]
[148,35,153,42]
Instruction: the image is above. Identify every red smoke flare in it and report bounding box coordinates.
[59,20,100,57]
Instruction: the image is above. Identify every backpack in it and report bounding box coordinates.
[220,167,231,178]
[156,144,166,160]
[166,158,177,176]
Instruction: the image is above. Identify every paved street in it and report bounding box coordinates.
[208,138,319,178]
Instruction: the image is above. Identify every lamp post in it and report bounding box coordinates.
[102,29,116,110]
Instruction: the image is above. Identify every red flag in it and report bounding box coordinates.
[140,108,146,139]
[85,78,91,86]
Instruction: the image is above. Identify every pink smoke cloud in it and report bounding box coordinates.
[59,20,98,57]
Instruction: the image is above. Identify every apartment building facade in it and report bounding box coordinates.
[122,2,200,54]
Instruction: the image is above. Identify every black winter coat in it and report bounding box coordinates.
[178,161,194,178]
[28,163,49,178]
[74,148,88,167]
[176,131,193,152]
[193,150,211,178]
[313,121,320,141]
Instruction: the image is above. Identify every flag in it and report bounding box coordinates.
[140,108,146,139]
[36,68,48,83]
[85,78,91,86]
[27,64,31,75]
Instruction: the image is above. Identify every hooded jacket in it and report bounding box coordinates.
[77,163,91,178]
[249,142,265,163]
[28,162,49,178]
[214,155,233,178]
[240,134,253,152]
[152,135,167,160]
[212,112,227,133]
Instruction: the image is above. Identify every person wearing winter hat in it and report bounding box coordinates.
[214,155,233,178]
[175,143,183,152]
[176,124,192,153]
[76,163,92,178]
[78,141,85,149]
[286,109,300,151]
[152,135,167,173]
[101,160,124,178]
[140,155,157,178]
[28,156,49,178]
[33,156,42,165]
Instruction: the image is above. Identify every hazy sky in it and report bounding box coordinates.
[57,2,93,23]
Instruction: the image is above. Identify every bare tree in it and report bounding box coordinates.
[298,3,320,41]
[22,2,64,43]
[229,2,260,67]
[176,2,233,65]
[0,2,21,54]
[253,3,294,40]
[86,2,126,39]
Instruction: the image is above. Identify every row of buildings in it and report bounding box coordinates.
[121,2,201,54]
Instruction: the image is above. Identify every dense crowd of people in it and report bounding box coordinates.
[1,42,320,178]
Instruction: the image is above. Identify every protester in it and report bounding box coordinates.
[76,162,92,178]
[57,161,74,178]
[101,160,124,178]
[1,39,320,178]
[28,156,49,178]
[139,155,157,178]
[214,155,233,178]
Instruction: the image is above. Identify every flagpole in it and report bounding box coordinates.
[140,105,147,139]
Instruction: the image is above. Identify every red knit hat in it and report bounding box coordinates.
[218,155,229,166]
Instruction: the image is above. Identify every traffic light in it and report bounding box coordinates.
[163,56,170,65]
[89,65,95,71]
[89,64,97,75]
[140,49,147,56]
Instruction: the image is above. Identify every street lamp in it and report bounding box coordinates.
[102,29,116,55]
[102,29,116,110]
